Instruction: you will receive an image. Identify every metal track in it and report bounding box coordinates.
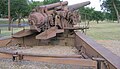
[0,52,97,68]
[0,31,120,69]
[75,31,120,69]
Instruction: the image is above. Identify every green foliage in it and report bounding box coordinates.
[29,1,43,9]
[0,0,43,23]
[0,0,8,17]
[11,0,30,18]
[92,11,104,23]
[43,0,60,5]
[101,0,120,12]
[79,7,104,23]
[101,0,120,21]
[0,0,30,18]
[79,7,95,21]
[104,12,113,20]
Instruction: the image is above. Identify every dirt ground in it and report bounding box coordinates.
[96,40,120,57]
[16,46,78,56]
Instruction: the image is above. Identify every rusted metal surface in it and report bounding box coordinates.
[24,56,97,68]
[26,1,90,39]
[0,52,97,68]
[36,27,56,39]
[0,53,12,59]
[56,29,64,33]
[39,1,68,10]
[0,1,119,69]
[8,33,75,46]
[68,1,91,11]
[0,31,120,69]
[36,27,64,39]
[75,31,120,69]
[19,52,82,58]
[12,29,37,38]
[0,45,97,68]
[0,38,11,46]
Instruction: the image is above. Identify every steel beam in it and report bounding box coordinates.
[24,56,97,68]
[75,31,120,69]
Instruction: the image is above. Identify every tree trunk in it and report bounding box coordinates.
[96,20,99,24]
[8,0,11,31]
[112,0,120,23]
[18,13,22,26]
[18,18,21,26]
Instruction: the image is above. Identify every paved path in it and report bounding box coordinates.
[0,24,29,27]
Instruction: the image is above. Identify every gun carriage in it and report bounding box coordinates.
[0,1,120,69]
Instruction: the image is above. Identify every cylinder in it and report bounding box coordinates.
[68,1,91,11]
[40,1,68,10]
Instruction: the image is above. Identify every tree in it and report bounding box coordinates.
[92,11,104,23]
[11,0,30,18]
[79,7,105,23]
[29,1,43,9]
[79,7,95,23]
[101,0,120,23]
[104,12,113,21]
[43,0,60,5]
[0,0,8,17]
[0,0,30,18]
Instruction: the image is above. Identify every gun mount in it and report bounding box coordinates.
[0,1,120,69]
[13,1,90,39]
[68,1,90,11]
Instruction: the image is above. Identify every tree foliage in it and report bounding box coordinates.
[79,7,94,21]
[93,11,104,23]
[0,0,44,24]
[79,7,104,23]
[0,0,60,18]
[0,0,8,17]
[0,0,30,18]
[1,0,118,24]
[104,12,113,21]
[43,0,60,5]
[101,0,120,22]
[11,0,30,18]
[29,1,43,9]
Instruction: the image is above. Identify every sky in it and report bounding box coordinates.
[34,0,102,11]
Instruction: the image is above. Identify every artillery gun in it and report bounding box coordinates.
[0,1,120,69]
[13,1,90,39]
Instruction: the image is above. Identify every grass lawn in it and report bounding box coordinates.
[0,27,23,37]
[0,19,9,24]
[87,21,120,40]
[0,18,120,41]
[0,18,28,37]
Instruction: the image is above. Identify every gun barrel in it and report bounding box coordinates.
[68,1,91,11]
[40,1,68,10]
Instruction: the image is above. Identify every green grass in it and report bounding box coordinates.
[87,21,120,40]
[0,19,9,24]
[0,18,28,24]
[0,18,120,40]
[0,18,29,37]
[0,27,23,37]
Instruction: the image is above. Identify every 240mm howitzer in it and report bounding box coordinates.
[13,1,90,39]
[2,1,120,69]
